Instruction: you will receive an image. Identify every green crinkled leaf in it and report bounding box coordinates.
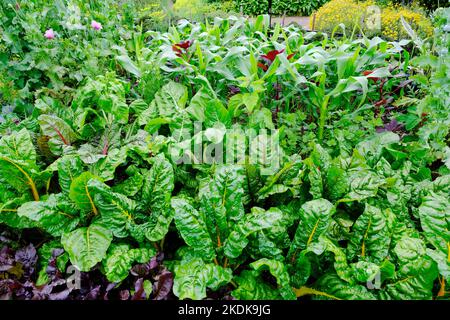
[91,147,128,181]
[318,237,355,284]
[426,248,450,280]
[305,158,323,199]
[103,244,156,283]
[248,231,285,261]
[342,170,383,202]
[325,164,348,202]
[0,128,42,198]
[379,256,438,300]
[137,81,188,126]
[69,172,100,214]
[142,154,174,213]
[0,128,37,164]
[211,165,245,222]
[314,273,377,300]
[232,270,281,300]
[250,258,296,300]
[57,155,84,194]
[204,99,231,128]
[224,207,283,259]
[200,165,245,244]
[256,157,303,200]
[172,197,216,261]
[393,236,427,264]
[356,132,400,166]
[112,171,144,197]
[88,179,136,238]
[289,251,312,288]
[173,258,232,300]
[61,223,113,272]
[288,199,335,260]
[17,193,80,237]
[351,261,380,282]
[128,209,174,243]
[418,192,450,255]
[0,191,36,229]
[347,204,391,263]
[38,114,77,155]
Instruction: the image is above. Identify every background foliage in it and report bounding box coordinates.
[235,0,330,16]
[0,0,449,301]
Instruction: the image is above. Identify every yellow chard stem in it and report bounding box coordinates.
[1,157,39,201]
[294,286,342,300]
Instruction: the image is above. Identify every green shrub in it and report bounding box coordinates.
[235,0,330,16]
[391,0,449,12]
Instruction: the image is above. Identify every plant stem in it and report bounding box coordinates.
[294,286,341,300]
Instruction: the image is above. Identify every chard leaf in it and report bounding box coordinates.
[103,244,156,283]
[0,128,41,200]
[224,207,283,259]
[69,172,100,214]
[250,258,296,300]
[356,132,400,166]
[325,164,348,202]
[172,197,216,261]
[418,192,450,255]
[379,256,438,300]
[0,193,36,229]
[57,155,84,194]
[426,248,450,280]
[233,270,282,299]
[314,273,376,300]
[173,258,232,300]
[288,199,335,261]
[61,223,113,272]
[142,154,174,214]
[88,179,136,238]
[137,81,188,126]
[347,204,391,263]
[342,170,383,202]
[38,114,77,155]
[91,147,128,181]
[17,193,80,237]
[200,165,245,244]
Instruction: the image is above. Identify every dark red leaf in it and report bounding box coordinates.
[174,40,193,50]
[152,269,173,300]
[131,278,146,300]
[363,70,381,82]
[257,62,268,71]
[261,49,285,62]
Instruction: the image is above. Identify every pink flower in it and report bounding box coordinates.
[91,20,102,31]
[44,29,55,39]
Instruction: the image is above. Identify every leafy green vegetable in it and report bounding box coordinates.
[61,223,113,272]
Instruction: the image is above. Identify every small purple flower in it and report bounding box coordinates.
[44,29,55,39]
[91,20,102,31]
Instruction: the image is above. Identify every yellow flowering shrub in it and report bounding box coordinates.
[311,0,364,34]
[381,6,433,39]
[312,0,433,40]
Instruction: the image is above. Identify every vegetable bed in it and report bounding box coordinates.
[0,2,449,300]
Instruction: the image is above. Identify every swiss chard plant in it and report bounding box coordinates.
[0,2,449,300]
